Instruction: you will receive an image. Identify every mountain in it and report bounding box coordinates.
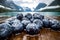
[49,0,60,6]
[0,8,14,13]
[34,0,60,12]
[34,3,47,11]
[23,7,32,12]
[36,6,60,12]
[0,5,19,13]
[0,0,24,12]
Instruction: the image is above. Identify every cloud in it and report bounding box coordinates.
[12,0,55,11]
[38,5,60,11]
[0,5,12,10]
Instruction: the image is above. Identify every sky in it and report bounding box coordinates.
[12,0,54,11]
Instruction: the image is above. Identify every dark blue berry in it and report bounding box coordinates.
[26,23,40,35]
[43,18,50,28]
[30,18,34,23]
[16,13,23,20]
[49,19,60,31]
[11,19,24,33]
[22,17,28,20]
[0,23,13,38]
[5,17,16,25]
[33,13,44,20]
[33,19,43,29]
[21,20,31,29]
[25,13,32,20]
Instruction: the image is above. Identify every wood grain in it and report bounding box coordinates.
[8,28,60,40]
[0,16,60,40]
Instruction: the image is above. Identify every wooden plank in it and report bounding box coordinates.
[8,29,60,40]
[0,16,60,40]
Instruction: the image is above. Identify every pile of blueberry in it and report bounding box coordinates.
[0,13,60,39]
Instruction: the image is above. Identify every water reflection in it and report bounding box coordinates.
[0,12,60,17]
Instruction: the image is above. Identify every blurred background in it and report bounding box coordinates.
[0,0,60,12]
[0,0,60,22]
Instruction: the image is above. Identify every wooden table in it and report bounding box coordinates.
[0,16,60,40]
[9,28,60,40]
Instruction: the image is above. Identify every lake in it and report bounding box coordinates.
[0,12,60,17]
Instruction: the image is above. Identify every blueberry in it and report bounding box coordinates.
[30,18,34,23]
[43,18,50,28]
[0,23,13,38]
[5,20,13,25]
[33,19,43,29]
[26,23,40,35]
[58,22,60,30]
[22,17,28,20]
[49,19,60,31]
[21,20,31,29]
[5,17,16,25]
[16,13,23,20]
[25,13,32,20]
[33,13,44,20]
[11,19,24,33]
[49,19,58,25]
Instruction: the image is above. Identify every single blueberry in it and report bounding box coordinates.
[49,19,58,26]
[0,23,13,38]
[22,17,28,20]
[21,20,31,29]
[16,13,23,20]
[43,18,50,28]
[11,19,24,33]
[33,19,43,29]
[49,19,60,31]
[30,18,34,23]
[26,23,40,35]
[25,13,32,20]
[33,13,44,20]
[5,17,16,25]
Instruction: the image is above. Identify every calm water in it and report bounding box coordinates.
[0,12,60,17]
